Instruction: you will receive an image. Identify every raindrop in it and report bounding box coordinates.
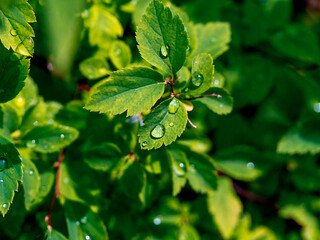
[247,162,255,170]
[29,169,34,175]
[151,124,165,139]
[81,9,89,18]
[160,44,170,59]
[2,203,7,208]
[15,97,25,107]
[173,161,186,176]
[168,98,179,114]
[179,163,184,168]
[85,235,91,240]
[10,29,17,36]
[169,122,174,127]
[0,179,3,183]
[0,158,7,171]
[191,72,204,87]
[60,134,65,139]
[142,141,147,147]
[153,217,161,225]
[27,139,36,148]
[214,79,219,86]
[81,216,88,224]
[33,120,38,126]
[313,103,320,113]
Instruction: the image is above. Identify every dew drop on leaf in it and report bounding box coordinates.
[191,72,204,87]
[173,161,186,176]
[85,235,91,240]
[160,44,170,59]
[153,217,161,225]
[81,216,88,224]
[81,9,89,18]
[15,97,25,107]
[29,169,34,175]
[247,162,255,169]
[2,203,7,208]
[10,29,17,36]
[168,98,179,114]
[0,158,7,171]
[169,122,174,127]
[27,139,36,148]
[0,179,3,183]
[151,124,165,139]
[142,141,147,147]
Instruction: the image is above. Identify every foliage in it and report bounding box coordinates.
[0,0,320,239]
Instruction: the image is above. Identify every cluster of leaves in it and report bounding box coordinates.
[1,0,320,239]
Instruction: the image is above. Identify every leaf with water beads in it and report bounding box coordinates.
[136,0,189,75]
[85,66,165,116]
[0,135,22,216]
[138,97,188,150]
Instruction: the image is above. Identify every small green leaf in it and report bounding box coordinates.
[277,121,320,155]
[188,22,231,62]
[138,97,188,150]
[84,4,123,47]
[196,88,233,115]
[0,135,22,216]
[0,0,36,56]
[185,53,214,97]
[22,124,79,153]
[46,229,68,240]
[85,67,165,116]
[136,0,188,75]
[65,200,109,240]
[186,151,217,194]
[0,43,30,103]
[167,149,188,196]
[21,153,40,210]
[79,56,110,80]
[207,177,242,239]
[109,40,132,70]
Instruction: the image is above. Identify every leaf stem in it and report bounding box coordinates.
[45,149,65,231]
[184,93,222,101]
[187,118,197,128]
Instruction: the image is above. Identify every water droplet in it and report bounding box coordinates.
[29,37,33,44]
[10,29,17,36]
[247,162,255,170]
[184,88,189,92]
[0,158,7,171]
[186,46,191,55]
[15,97,25,107]
[0,179,4,183]
[142,141,147,147]
[151,124,165,139]
[168,98,179,114]
[219,104,223,108]
[179,163,184,168]
[2,203,7,208]
[81,216,88,224]
[191,72,203,87]
[153,217,161,225]
[160,44,170,58]
[29,169,34,175]
[85,235,91,240]
[173,161,186,176]
[169,122,174,127]
[60,134,65,139]
[27,139,36,148]
[33,120,38,126]
[81,9,89,18]
[314,102,320,113]
[17,44,29,55]
[214,79,219,86]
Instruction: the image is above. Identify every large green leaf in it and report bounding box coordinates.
[167,149,188,196]
[21,124,79,153]
[109,40,132,70]
[188,22,231,63]
[79,56,110,80]
[196,88,233,115]
[65,201,109,240]
[207,177,242,239]
[138,97,188,150]
[0,43,30,103]
[85,67,165,116]
[0,135,22,216]
[0,0,36,56]
[136,0,188,75]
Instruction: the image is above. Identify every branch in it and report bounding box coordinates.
[45,149,65,231]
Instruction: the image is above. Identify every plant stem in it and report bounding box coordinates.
[184,93,222,101]
[45,149,65,231]
[187,118,197,128]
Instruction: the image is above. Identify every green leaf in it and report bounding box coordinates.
[138,97,188,150]
[185,53,214,97]
[196,88,233,115]
[167,149,188,196]
[188,22,231,62]
[277,121,320,155]
[21,153,40,210]
[79,56,110,80]
[84,4,123,47]
[0,43,30,103]
[0,0,36,56]
[186,151,217,194]
[0,104,19,133]
[207,177,242,239]
[22,124,79,153]
[0,135,22,216]
[65,200,109,240]
[136,0,188,75]
[46,229,68,240]
[83,141,121,172]
[109,40,132,70]
[85,67,165,116]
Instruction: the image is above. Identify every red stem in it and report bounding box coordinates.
[45,150,65,231]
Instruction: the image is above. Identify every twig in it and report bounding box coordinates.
[45,149,65,231]
[187,118,197,128]
[184,93,222,101]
